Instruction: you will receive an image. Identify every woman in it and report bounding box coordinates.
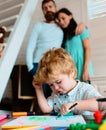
[56,8,94,82]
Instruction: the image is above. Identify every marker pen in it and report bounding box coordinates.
[96,98,106,102]
[12,112,36,118]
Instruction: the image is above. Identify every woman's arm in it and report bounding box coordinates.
[82,38,91,82]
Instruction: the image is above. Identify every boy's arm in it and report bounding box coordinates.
[32,80,53,113]
[73,98,99,111]
[60,97,100,116]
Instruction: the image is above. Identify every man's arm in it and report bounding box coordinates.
[26,24,40,71]
[75,22,86,35]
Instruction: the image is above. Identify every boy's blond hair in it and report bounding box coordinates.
[34,48,77,83]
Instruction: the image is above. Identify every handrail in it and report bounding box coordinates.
[0,0,38,102]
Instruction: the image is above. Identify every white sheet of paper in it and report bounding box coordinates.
[2,115,86,127]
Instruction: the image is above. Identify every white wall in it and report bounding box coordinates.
[89,17,106,76]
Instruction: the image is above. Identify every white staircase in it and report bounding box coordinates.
[0,0,38,102]
[0,0,25,105]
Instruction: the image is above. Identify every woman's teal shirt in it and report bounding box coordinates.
[65,28,94,81]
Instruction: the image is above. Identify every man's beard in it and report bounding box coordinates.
[44,11,56,22]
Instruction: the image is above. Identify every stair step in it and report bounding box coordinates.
[0,0,9,4]
[4,26,13,38]
[0,15,18,27]
[5,31,11,38]
[0,4,24,20]
[0,0,25,11]
[7,25,14,32]
[4,38,8,43]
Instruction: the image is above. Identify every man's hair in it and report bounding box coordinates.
[42,0,56,9]
[34,48,77,83]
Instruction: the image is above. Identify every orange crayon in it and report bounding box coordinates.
[12,112,36,118]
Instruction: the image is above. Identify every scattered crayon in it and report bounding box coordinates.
[0,114,10,121]
[12,112,36,118]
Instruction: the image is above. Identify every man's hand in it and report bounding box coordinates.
[75,22,86,35]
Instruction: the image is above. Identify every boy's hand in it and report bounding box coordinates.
[60,103,73,116]
[32,79,42,89]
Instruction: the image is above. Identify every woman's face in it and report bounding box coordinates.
[57,12,72,28]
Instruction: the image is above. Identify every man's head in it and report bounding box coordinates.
[42,0,57,22]
[34,48,77,83]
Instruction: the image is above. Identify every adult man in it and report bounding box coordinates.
[26,0,63,98]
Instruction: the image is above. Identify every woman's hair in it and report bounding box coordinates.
[56,8,78,48]
[34,48,77,83]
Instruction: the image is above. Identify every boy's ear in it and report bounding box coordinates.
[69,69,75,78]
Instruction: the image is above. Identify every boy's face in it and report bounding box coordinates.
[47,73,75,94]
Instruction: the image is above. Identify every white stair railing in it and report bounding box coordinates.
[0,0,38,102]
